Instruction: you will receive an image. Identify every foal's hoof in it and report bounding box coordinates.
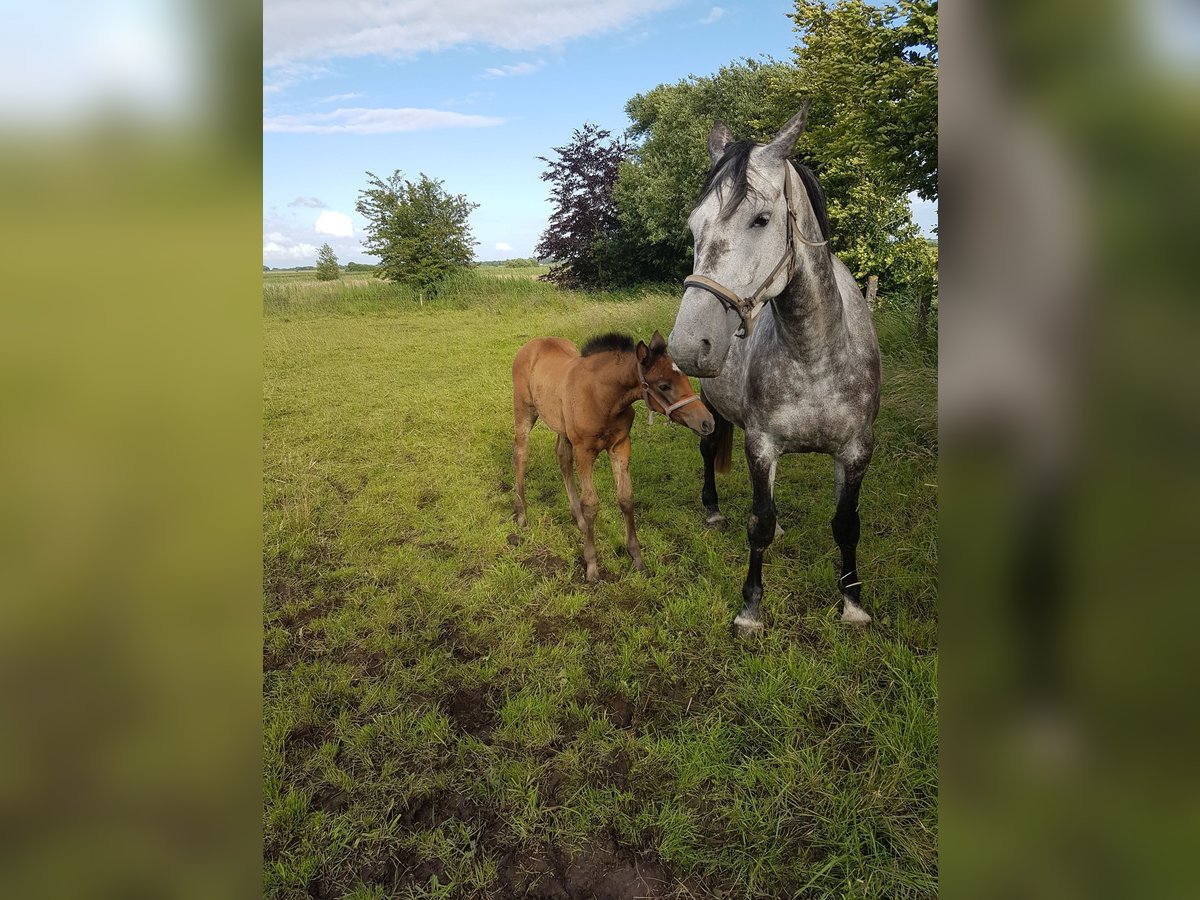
[515,513,527,528]
[840,598,872,625]
[585,566,600,584]
[774,522,785,539]
[632,558,647,574]
[732,612,764,638]
[705,511,727,530]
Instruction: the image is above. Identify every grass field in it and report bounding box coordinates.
[263,266,937,899]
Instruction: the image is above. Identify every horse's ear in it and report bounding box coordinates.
[650,330,668,355]
[708,120,734,165]
[636,340,649,363]
[764,102,810,161]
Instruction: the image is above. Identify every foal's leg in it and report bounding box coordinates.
[833,455,871,624]
[574,446,602,582]
[555,434,585,530]
[734,433,780,636]
[512,407,536,527]
[700,401,727,529]
[608,437,645,572]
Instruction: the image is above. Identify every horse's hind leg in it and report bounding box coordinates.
[555,434,585,530]
[574,447,602,582]
[833,455,871,624]
[609,437,645,572]
[512,406,537,527]
[700,399,729,529]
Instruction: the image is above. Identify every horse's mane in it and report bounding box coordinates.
[699,139,831,242]
[580,332,636,357]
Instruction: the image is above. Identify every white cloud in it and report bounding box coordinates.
[495,242,513,251]
[699,7,724,25]
[319,92,364,103]
[263,62,331,96]
[288,196,328,208]
[263,239,319,261]
[315,211,354,237]
[482,60,544,78]
[263,0,682,68]
[264,106,504,134]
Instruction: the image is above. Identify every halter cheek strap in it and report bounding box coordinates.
[636,358,702,426]
[683,164,827,339]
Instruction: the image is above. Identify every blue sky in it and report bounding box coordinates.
[263,0,938,267]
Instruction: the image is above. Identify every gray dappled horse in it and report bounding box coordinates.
[668,105,881,636]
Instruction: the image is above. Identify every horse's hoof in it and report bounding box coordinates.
[774,522,785,539]
[515,513,527,528]
[732,612,764,638]
[632,559,647,574]
[705,512,727,530]
[585,566,600,583]
[840,598,872,625]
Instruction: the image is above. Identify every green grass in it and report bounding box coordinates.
[264,267,937,898]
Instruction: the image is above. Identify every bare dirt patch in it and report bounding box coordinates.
[602,693,634,730]
[439,620,486,662]
[522,547,570,579]
[443,685,498,739]
[534,615,565,644]
[497,835,682,900]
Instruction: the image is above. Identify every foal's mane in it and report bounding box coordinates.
[699,139,831,242]
[580,332,636,357]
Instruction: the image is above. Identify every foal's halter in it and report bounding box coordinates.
[637,358,701,426]
[683,163,828,339]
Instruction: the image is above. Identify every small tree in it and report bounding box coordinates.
[535,123,629,289]
[315,243,341,281]
[355,171,479,296]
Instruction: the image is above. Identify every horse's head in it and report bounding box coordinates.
[670,105,815,377]
[636,330,714,436]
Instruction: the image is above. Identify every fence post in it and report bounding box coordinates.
[916,284,930,342]
[865,275,879,309]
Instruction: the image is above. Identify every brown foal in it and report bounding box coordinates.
[511,330,714,581]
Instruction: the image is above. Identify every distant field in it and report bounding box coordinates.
[263,267,938,898]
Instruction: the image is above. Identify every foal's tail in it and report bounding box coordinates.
[713,409,733,475]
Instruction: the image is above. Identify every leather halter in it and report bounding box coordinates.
[683,163,828,339]
[636,357,701,426]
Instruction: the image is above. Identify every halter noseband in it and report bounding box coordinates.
[683,163,827,339]
[636,357,701,426]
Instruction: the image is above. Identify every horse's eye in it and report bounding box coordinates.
[658,383,672,393]
[751,214,769,228]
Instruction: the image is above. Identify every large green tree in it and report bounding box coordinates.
[788,0,938,201]
[355,171,479,295]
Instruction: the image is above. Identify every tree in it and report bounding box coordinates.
[315,243,341,281]
[355,171,479,295]
[788,0,938,201]
[535,123,629,288]
[612,0,937,294]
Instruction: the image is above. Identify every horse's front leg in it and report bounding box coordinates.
[608,437,645,573]
[833,455,871,624]
[735,434,780,637]
[574,447,602,583]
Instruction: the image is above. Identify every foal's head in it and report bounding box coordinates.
[636,330,714,436]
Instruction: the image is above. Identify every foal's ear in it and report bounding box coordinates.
[764,102,810,161]
[708,120,734,165]
[636,340,650,363]
[650,330,668,355]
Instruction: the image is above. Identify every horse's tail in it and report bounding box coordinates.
[713,411,733,475]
